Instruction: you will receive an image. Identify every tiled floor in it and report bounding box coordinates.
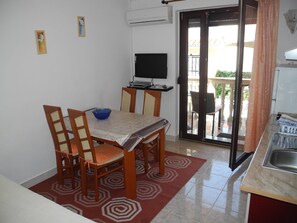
[152,139,252,223]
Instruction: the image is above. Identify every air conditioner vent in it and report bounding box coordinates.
[127,6,172,26]
[285,48,297,61]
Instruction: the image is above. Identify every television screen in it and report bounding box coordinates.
[135,53,167,79]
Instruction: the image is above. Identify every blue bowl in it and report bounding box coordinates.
[92,108,111,120]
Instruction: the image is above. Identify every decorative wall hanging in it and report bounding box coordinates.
[284,9,297,34]
[35,30,47,54]
[77,16,86,37]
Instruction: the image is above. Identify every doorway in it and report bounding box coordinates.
[179,2,257,170]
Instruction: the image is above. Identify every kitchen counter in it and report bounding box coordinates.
[240,114,297,205]
[0,175,95,223]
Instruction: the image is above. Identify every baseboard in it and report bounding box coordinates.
[21,168,57,188]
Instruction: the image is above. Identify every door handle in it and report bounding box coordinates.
[177,76,182,84]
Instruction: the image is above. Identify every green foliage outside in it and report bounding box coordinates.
[214,70,251,100]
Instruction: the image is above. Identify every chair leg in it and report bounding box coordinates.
[69,157,75,189]
[143,146,149,174]
[212,114,215,136]
[80,163,88,196]
[153,145,159,162]
[63,157,75,189]
[94,168,99,202]
[218,109,222,129]
[56,153,63,185]
[191,112,194,131]
[154,138,160,162]
[144,138,160,174]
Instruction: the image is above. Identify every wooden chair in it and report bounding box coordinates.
[120,87,137,113]
[43,105,79,189]
[190,91,222,135]
[67,108,124,201]
[139,90,162,173]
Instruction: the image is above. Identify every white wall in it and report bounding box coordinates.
[0,0,131,184]
[276,0,297,66]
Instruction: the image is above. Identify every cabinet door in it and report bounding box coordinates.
[248,193,297,223]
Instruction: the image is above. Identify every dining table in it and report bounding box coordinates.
[64,109,170,199]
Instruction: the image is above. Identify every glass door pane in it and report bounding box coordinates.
[206,25,238,142]
[187,19,201,136]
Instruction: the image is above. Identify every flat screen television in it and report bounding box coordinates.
[135,53,167,79]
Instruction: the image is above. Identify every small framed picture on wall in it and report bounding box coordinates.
[35,30,47,54]
[77,16,86,37]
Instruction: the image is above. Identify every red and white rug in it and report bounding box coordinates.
[30,151,206,222]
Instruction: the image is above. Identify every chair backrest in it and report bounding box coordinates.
[190,91,199,113]
[120,87,137,113]
[67,109,96,163]
[43,105,72,154]
[142,90,161,117]
[205,93,215,113]
[190,91,216,114]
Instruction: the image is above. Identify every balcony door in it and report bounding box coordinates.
[179,1,257,170]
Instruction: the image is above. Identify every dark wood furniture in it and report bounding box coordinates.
[121,87,137,113]
[64,109,169,199]
[139,90,162,173]
[67,108,124,201]
[43,105,79,189]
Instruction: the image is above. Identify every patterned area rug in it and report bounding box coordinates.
[30,151,206,223]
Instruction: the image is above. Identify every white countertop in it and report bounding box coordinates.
[0,175,95,223]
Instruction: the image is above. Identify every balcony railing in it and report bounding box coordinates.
[188,77,251,122]
[187,54,251,124]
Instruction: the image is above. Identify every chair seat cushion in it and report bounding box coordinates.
[93,144,124,166]
[141,133,159,144]
[70,139,79,156]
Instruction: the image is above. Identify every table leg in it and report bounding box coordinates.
[159,128,165,176]
[124,149,136,199]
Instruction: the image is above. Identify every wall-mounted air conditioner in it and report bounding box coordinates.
[127,6,172,26]
[285,48,297,61]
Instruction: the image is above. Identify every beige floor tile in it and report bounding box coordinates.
[204,206,245,223]
[223,179,244,195]
[197,174,229,190]
[152,139,249,223]
[187,185,222,206]
[214,191,247,213]
[163,197,212,222]
[208,161,233,177]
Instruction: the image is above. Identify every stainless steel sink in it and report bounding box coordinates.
[263,133,297,174]
[269,149,297,173]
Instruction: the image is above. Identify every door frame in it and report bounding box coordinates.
[229,0,258,170]
[179,10,209,141]
[178,1,258,170]
[179,7,239,144]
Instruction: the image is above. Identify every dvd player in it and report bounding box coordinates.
[129,81,152,87]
